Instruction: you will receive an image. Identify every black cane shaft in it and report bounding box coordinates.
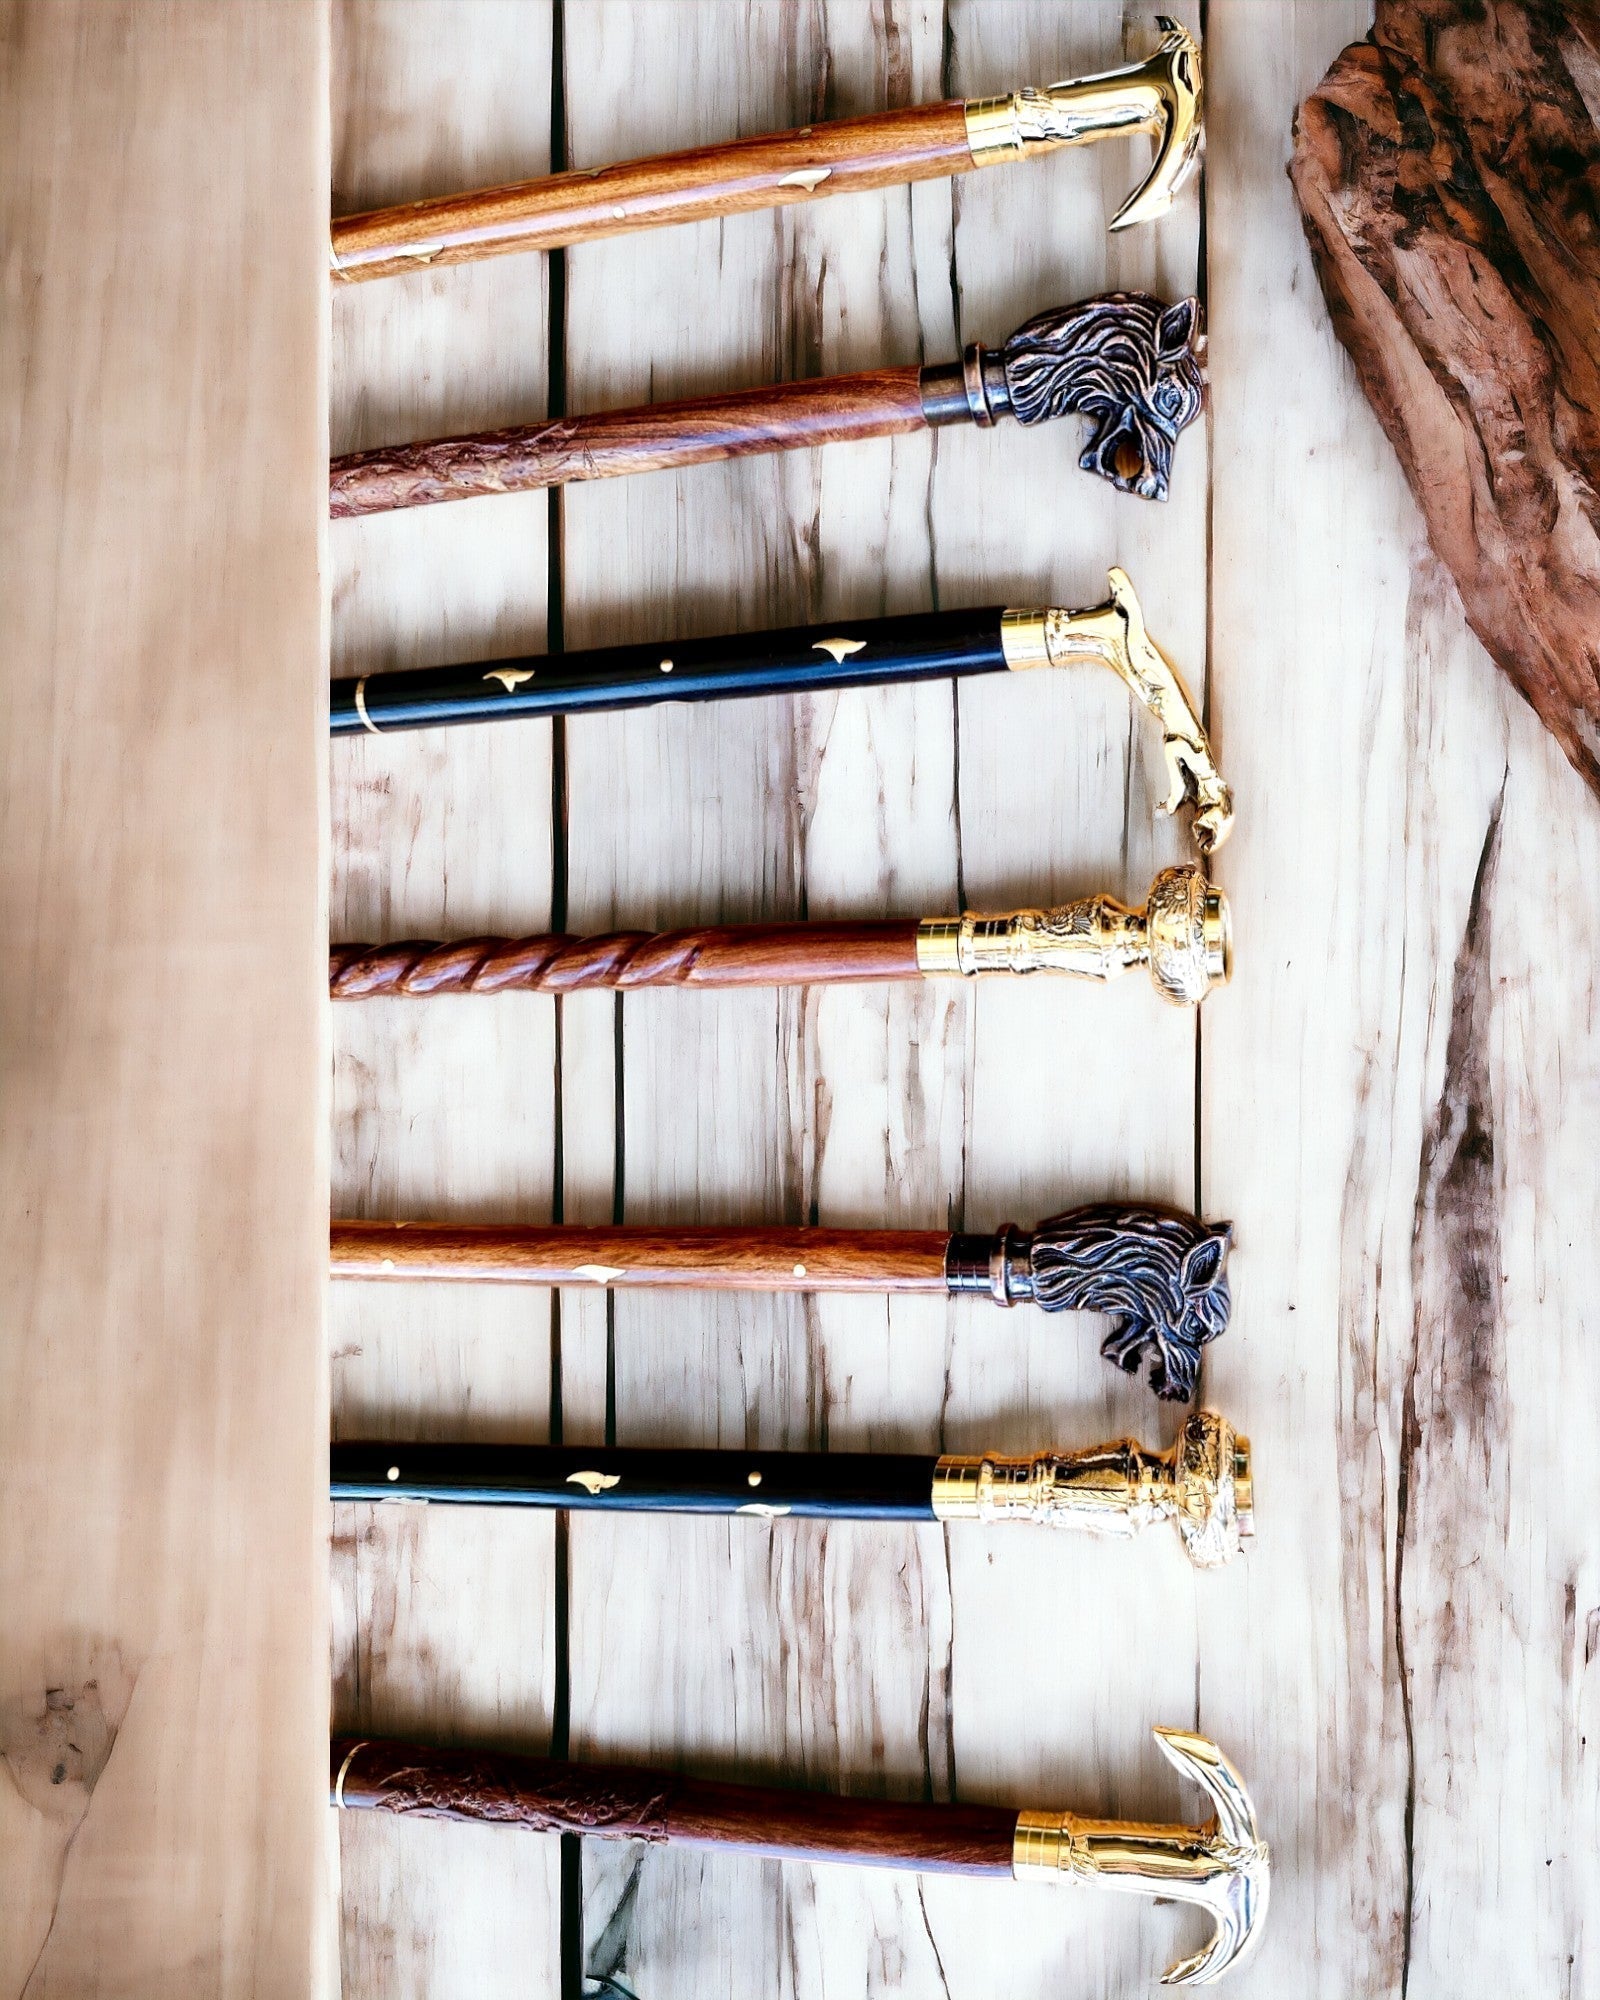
[332,1736,1019,1872]
[332,1442,939,1520]
[332,607,1009,736]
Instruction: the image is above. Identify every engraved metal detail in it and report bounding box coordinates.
[930,1410,1250,1568]
[1026,1203,1232,1402]
[1012,1727,1269,1987]
[1000,292,1204,500]
[912,865,1230,1006]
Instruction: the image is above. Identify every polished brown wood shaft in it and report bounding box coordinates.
[330,368,929,519]
[331,104,975,283]
[332,1736,1017,1873]
[329,922,923,997]
[331,1221,951,1292]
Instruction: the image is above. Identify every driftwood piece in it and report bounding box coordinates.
[1290,0,1600,796]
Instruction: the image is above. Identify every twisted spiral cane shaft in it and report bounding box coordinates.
[329,921,922,998]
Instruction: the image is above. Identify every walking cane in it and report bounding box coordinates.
[332,864,1230,1010]
[331,1203,1231,1402]
[333,567,1233,856]
[330,1722,1269,1986]
[334,1408,1252,1569]
[330,19,1202,282]
[329,291,1204,517]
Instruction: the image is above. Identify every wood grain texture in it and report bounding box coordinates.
[332,101,975,279]
[1288,0,1600,800]
[1202,3,1600,1994]
[332,1221,952,1289]
[329,367,931,516]
[329,921,925,993]
[328,6,560,1996]
[0,3,331,1994]
[553,4,1209,1995]
[333,1737,1017,1870]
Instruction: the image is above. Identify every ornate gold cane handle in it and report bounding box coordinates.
[1002,567,1233,854]
[931,1409,1250,1568]
[914,864,1229,1006]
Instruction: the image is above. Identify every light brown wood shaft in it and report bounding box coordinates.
[329,368,931,518]
[328,922,925,996]
[330,103,976,282]
[331,1222,953,1291]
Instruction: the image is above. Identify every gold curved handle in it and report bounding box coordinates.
[965,17,1203,230]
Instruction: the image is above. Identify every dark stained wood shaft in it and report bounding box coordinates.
[328,922,925,996]
[332,1737,1018,1873]
[330,1221,953,1292]
[330,102,975,281]
[329,369,930,518]
[1290,0,1600,800]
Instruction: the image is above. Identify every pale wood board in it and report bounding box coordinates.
[328,2,1600,1993]
[0,3,332,1995]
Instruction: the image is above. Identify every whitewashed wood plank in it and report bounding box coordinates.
[328,6,560,1995]
[558,3,1210,1993]
[1204,2,1600,1994]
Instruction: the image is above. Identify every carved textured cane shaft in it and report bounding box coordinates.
[331,1736,1018,1869]
[329,292,1205,517]
[328,923,921,997]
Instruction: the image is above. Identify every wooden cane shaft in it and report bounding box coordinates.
[329,369,930,519]
[328,923,925,997]
[330,1222,953,1291]
[331,1737,1017,1873]
[330,104,975,283]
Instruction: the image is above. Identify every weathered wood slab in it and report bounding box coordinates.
[1209,2,1600,1992]
[0,3,331,1992]
[1290,0,1600,800]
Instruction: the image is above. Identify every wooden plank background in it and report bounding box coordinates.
[0,3,332,1995]
[328,4,1600,1996]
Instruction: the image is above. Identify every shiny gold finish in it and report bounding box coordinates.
[1002,567,1233,853]
[913,863,1230,1007]
[931,1410,1250,1568]
[1013,1728,1269,1986]
[964,18,1202,231]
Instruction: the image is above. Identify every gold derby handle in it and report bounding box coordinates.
[965,16,1203,230]
[1014,1728,1269,1986]
[1002,566,1233,854]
